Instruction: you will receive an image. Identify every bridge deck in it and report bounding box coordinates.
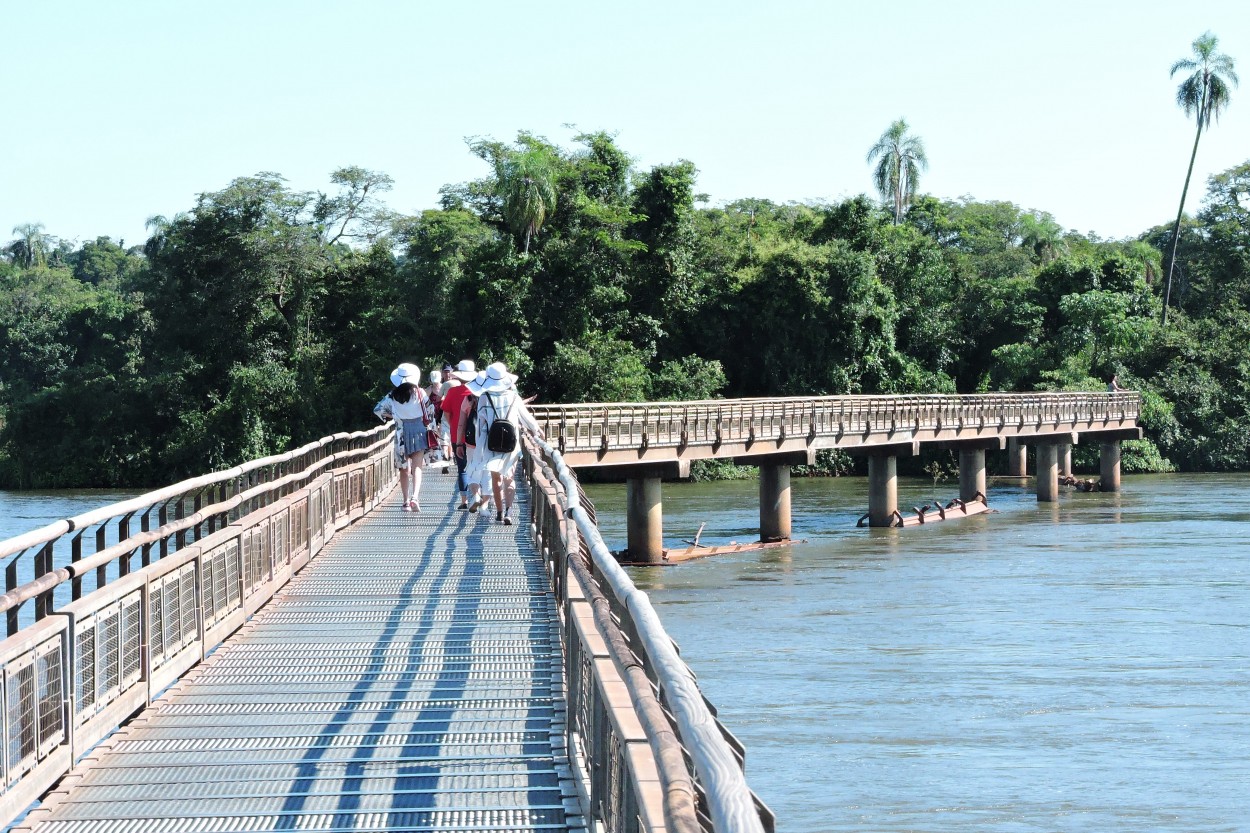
[18,470,584,832]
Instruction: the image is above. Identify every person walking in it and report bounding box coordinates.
[469,362,523,525]
[442,360,477,509]
[460,371,492,516]
[377,362,434,512]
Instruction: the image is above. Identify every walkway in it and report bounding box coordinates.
[16,469,583,832]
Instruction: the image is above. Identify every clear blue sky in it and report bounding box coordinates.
[3,0,1248,250]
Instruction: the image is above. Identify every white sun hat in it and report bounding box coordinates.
[389,362,421,387]
[479,362,518,394]
[452,359,478,382]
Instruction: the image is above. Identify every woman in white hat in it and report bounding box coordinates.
[378,362,434,512]
[466,362,523,524]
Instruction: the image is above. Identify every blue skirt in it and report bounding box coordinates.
[397,419,428,457]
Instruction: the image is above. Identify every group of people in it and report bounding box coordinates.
[374,358,532,526]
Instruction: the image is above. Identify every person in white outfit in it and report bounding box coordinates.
[467,362,523,525]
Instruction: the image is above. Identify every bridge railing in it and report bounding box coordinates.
[523,429,772,833]
[0,424,396,826]
[530,392,1141,455]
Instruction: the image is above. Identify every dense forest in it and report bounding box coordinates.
[2,130,1248,488]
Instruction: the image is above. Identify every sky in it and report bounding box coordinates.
[3,0,1249,250]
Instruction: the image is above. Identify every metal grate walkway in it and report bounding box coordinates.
[20,468,583,832]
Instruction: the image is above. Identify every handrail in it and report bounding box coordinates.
[0,428,382,562]
[0,422,398,828]
[0,424,394,635]
[525,428,769,832]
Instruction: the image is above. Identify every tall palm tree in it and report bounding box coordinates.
[866,119,928,224]
[9,222,50,268]
[496,147,558,255]
[1161,31,1238,325]
[1020,211,1068,263]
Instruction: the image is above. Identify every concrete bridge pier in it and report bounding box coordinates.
[1035,443,1060,502]
[1032,433,1076,502]
[1061,443,1074,478]
[868,455,897,526]
[1006,437,1027,477]
[944,438,1003,502]
[1100,442,1121,492]
[850,442,916,527]
[626,474,663,564]
[619,461,689,564]
[738,450,815,542]
[1084,428,1141,493]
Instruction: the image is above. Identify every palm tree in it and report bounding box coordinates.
[8,222,50,268]
[1020,211,1068,263]
[496,147,558,255]
[866,119,928,224]
[1161,32,1238,325]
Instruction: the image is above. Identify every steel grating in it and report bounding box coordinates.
[22,471,584,833]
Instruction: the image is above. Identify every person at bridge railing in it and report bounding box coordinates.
[1107,374,1126,392]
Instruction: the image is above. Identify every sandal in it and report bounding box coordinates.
[468,498,484,514]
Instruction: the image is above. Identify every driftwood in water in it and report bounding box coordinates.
[616,529,804,566]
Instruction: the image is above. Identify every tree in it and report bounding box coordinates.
[866,119,928,225]
[1161,31,1238,325]
[314,166,396,246]
[7,222,52,268]
[496,143,559,255]
[1019,211,1068,264]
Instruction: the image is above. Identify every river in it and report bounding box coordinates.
[4,476,1246,831]
[584,473,1248,833]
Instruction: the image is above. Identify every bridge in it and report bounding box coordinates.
[0,392,1140,831]
[530,391,1141,561]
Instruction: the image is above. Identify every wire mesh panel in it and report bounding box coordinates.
[120,594,142,691]
[272,510,287,570]
[5,655,37,785]
[202,541,241,628]
[33,640,64,761]
[242,521,270,599]
[96,604,121,706]
[73,622,97,719]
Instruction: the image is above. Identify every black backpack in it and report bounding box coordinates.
[484,392,518,453]
[464,396,478,446]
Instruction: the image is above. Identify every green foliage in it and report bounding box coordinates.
[6,138,1250,486]
[689,458,754,482]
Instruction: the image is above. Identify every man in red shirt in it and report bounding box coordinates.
[441,360,477,509]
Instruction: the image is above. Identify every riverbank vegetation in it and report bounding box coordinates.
[2,132,1248,487]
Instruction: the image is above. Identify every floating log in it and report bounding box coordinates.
[857,493,995,528]
[616,537,804,566]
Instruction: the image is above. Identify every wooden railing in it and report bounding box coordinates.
[530,392,1141,464]
[0,425,396,825]
[524,429,773,833]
